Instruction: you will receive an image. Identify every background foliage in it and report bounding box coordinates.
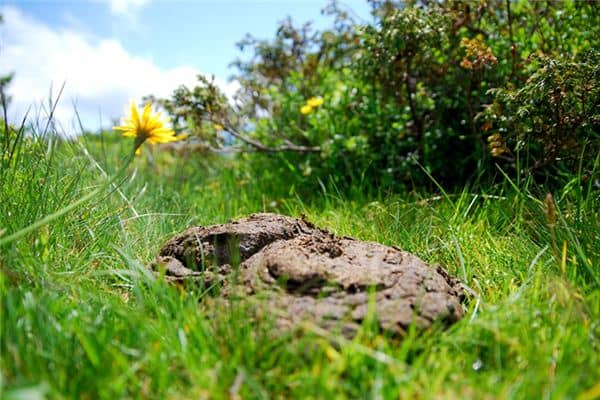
[155,0,599,192]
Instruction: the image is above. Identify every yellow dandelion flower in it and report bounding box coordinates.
[306,96,324,108]
[300,104,313,115]
[113,102,182,154]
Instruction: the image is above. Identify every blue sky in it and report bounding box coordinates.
[1,0,372,133]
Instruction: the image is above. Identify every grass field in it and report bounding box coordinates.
[1,122,599,399]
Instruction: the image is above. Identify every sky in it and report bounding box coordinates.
[0,0,372,135]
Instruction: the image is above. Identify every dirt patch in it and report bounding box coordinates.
[152,213,466,336]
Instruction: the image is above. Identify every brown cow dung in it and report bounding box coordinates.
[152,213,466,337]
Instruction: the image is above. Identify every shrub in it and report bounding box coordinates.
[481,51,600,183]
[153,0,600,191]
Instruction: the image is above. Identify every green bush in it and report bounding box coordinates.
[482,51,600,183]
[154,0,600,191]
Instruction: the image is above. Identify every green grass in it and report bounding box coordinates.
[1,122,599,399]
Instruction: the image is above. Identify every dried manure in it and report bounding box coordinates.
[152,213,466,337]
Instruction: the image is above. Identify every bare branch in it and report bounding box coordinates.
[220,117,321,153]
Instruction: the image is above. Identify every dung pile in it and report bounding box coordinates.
[152,213,465,337]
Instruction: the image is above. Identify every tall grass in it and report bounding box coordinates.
[1,108,598,399]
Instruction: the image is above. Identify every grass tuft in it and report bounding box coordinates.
[1,108,599,398]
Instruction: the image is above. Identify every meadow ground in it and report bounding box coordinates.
[1,128,599,399]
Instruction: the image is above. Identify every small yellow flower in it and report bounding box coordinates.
[306,96,324,108]
[113,102,182,154]
[300,104,313,114]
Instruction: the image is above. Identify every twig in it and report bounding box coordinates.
[221,118,320,153]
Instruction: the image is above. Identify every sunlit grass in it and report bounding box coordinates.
[1,117,598,399]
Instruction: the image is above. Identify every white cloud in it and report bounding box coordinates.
[0,6,239,135]
[95,0,150,17]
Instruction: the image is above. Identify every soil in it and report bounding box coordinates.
[152,213,466,337]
